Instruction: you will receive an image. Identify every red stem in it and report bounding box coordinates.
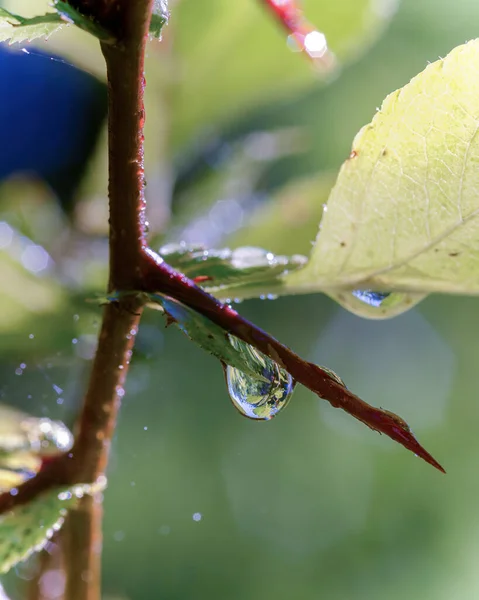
[141,248,445,473]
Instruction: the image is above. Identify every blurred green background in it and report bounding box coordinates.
[1,0,479,598]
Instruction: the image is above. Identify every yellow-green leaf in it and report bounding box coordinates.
[286,39,479,311]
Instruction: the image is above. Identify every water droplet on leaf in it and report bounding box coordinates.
[332,290,426,319]
[351,290,391,307]
[226,337,293,420]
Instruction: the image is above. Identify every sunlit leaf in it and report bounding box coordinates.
[0,483,95,575]
[284,39,479,314]
[159,243,306,296]
[0,9,63,44]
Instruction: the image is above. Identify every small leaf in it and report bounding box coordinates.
[150,0,169,39]
[0,483,98,575]
[53,1,113,42]
[147,293,268,381]
[286,40,479,309]
[0,9,63,44]
[158,244,306,299]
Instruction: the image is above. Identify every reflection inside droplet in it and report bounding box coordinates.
[351,290,391,308]
[226,337,293,420]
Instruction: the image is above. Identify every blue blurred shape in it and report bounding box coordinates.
[0,44,106,210]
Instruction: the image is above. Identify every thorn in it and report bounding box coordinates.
[371,409,445,473]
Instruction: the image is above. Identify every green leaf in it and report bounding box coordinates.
[0,483,96,574]
[150,0,169,39]
[147,293,268,381]
[0,404,74,493]
[0,9,63,44]
[53,1,113,42]
[158,244,306,298]
[170,0,399,146]
[284,39,479,313]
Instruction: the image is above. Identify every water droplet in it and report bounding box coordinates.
[332,290,426,319]
[113,530,125,542]
[226,337,294,420]
[351,290,391,307]
[158,525,170,535]
[321,366,347,387]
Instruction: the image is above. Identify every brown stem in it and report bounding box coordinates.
[0,0,154,514]
[101,11,151,292]
[62,495,103,600]
[141,249,445,473]
[71,301,142,482]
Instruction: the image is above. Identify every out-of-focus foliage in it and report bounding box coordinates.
[1,0,479,598]
[168,0,399,146]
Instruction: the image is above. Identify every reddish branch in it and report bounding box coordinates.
[262,0,316,39]
[140,249,445,473]
[62,496,103,600]
[260,0,334,67]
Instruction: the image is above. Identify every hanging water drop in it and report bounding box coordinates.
[351,290,390,307]
[331,290,426,319]
[226,337,293,420]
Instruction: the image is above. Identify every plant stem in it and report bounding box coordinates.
[141,249,445,473]
[101,13,151,292]
[63,496,103,600]
[71,302,142,482]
